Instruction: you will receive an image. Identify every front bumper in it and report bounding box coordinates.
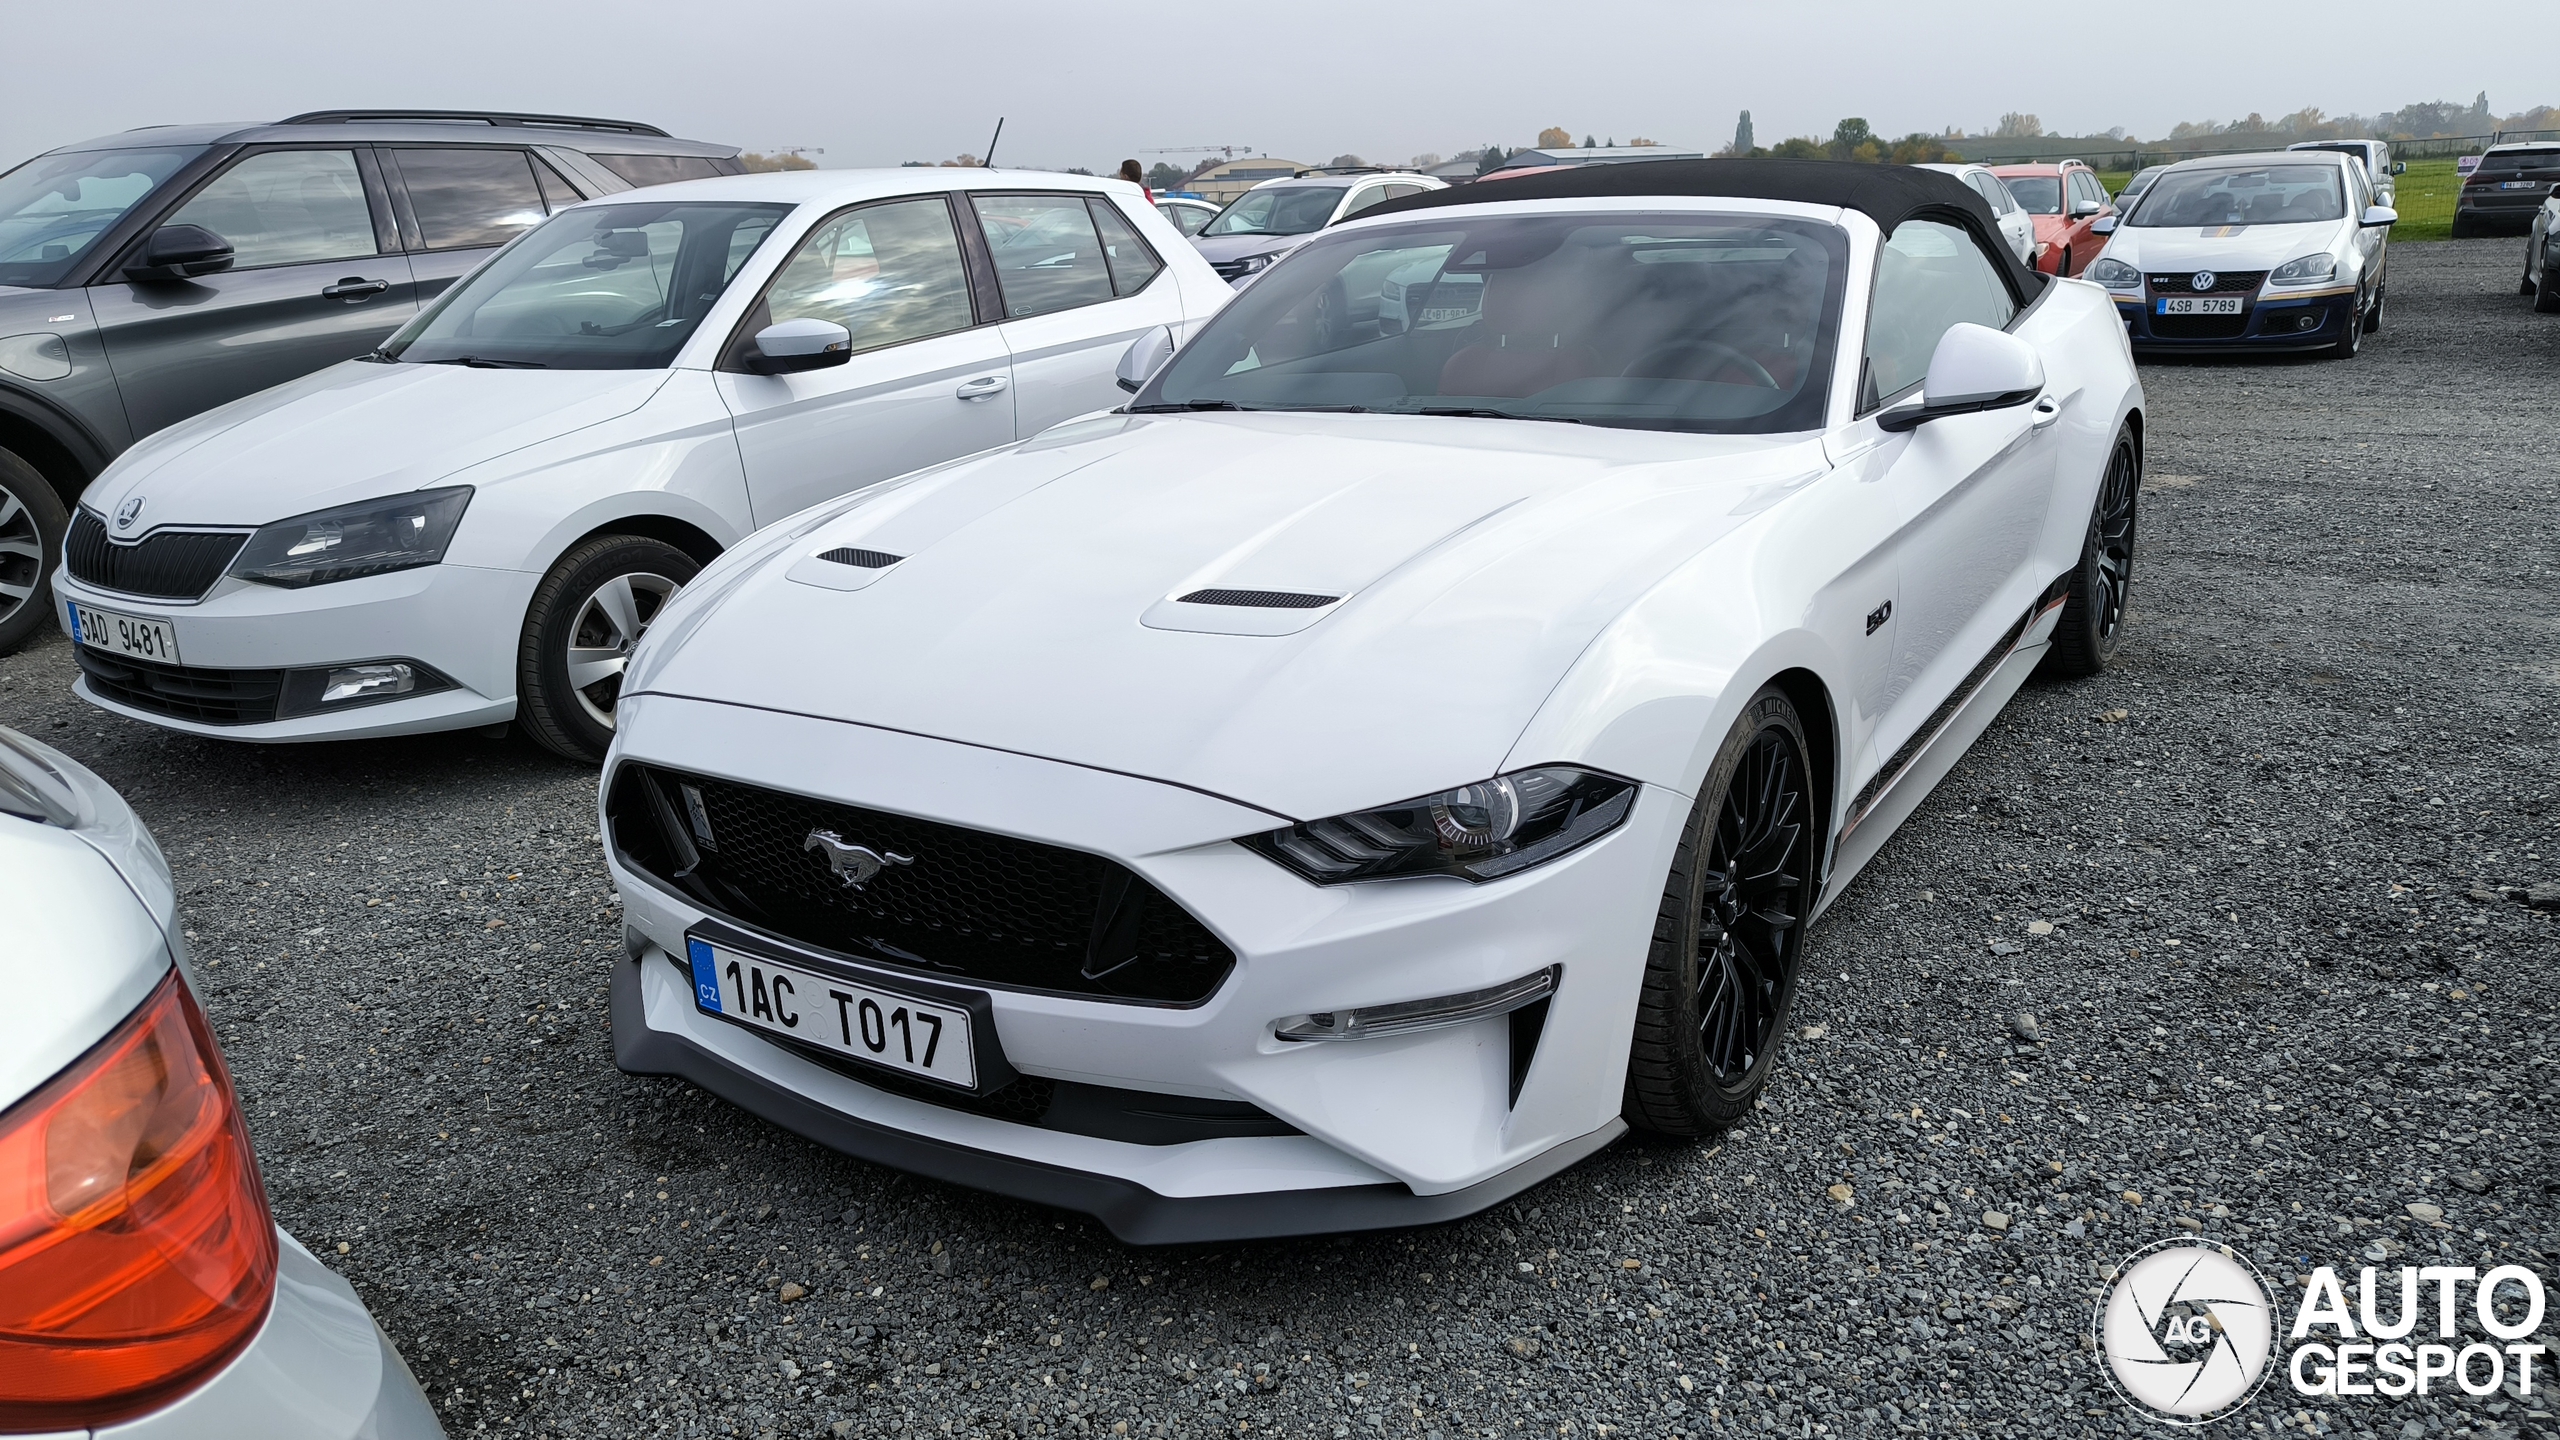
[54,562,532,741]
[601,694,1672,1241]
[103,1228,443,1440]
[2112,288,2356,352]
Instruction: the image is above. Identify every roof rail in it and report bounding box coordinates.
[1293,164,1389,177]
[279,109,671,137]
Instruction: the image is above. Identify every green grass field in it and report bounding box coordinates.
[2095,158,2469,241]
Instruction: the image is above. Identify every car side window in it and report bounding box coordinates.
[1862,219,2019,407]
[754,197,975,355]
[162,149,377,269]
[392,149,549,251]
[1339,186,1391,218]
[530,155,586,212]
[1967,173,2007,212]
[1383,183,1425,201]
[970,194,1117,318]
[1085,198,1162,297]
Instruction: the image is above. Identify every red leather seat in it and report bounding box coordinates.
[1437,276,1602,399]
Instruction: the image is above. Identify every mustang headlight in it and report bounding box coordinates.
[2085,257,2142,289]
[2269,253,2339,286]
[1243,766,1636,884]
[227,487,472,589]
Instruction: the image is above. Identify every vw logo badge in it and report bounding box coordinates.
[803,830,913,890]
[113,495,145,531]
[2190,271,2217,292]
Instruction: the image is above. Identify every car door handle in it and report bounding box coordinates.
[321,277,392,301]
[2030,395,2064,430]
[954,375,1009,400]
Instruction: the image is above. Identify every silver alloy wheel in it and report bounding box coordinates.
[565,571,680,732]
[0,484,39,630]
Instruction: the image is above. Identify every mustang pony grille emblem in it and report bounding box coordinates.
[803,830,913,890]
[2190,270,2217,292]
[113,496,145,530]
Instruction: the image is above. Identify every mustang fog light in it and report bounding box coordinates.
[1275,966,1558,1042]
[321,663,414,704]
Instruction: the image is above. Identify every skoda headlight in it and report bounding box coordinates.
[227,486,472,589]
[2085,257,2142,290]
[2269,253,2339,286]
[1243,766,1636,884]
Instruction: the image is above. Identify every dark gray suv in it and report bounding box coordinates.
[0,109,743,651]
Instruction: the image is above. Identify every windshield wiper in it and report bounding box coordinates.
[413,355,549,369]
[1415,406,1584,424]
[1128,399,1245,413]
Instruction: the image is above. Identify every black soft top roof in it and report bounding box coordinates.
[1364,157,2046,302]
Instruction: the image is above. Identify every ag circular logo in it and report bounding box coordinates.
[2190,271,2218,292]
[2094,1239,2280,1424]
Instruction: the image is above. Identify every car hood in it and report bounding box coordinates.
[2101,221,2346,273]
[1189,232,1314,264]
[633,411,1827,820]
[82,361,671,528]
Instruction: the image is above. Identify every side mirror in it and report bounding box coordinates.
[123,224,234,281]
[1114,325,1175,394]
[2360,205,2399,228]
[2391,160,2407,175]
[748,318,852,375]
[1876,323,2045,433]
[2090,214,2118,235]
[2069,199,2103,218]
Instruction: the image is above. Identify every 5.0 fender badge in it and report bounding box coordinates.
[803,830,913,890]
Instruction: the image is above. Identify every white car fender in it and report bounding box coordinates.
[2015,280,2145,574]
[438,370,755,575]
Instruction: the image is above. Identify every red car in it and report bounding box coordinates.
[1991,160,2116,277]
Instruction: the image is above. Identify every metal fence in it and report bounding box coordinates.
[1967,130,2560,170]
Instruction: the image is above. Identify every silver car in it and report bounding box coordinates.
[1189,168,1448,284]
[0,726,442,1438]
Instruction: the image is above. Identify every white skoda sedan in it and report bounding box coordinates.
[600,161,2143,1242]
[52,170,1225,761]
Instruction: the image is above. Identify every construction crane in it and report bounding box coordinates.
[1142,144,1254,159]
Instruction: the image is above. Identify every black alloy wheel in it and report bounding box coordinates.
[0,447,69,656]
[2364,284,2386,333]
[1623,686,1816,1135]
[2331,288,2365,359]
[2043,425,2140,678]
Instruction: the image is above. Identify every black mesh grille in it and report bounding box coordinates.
[66,510,250,600]
[2145,270,2266,294]
[1210,258,1254,281]
[76,648,284,724]
[2149,314,2251,340]
[818,547,902,569]
[608,765,1235,1006]
[1176,588,1339,609]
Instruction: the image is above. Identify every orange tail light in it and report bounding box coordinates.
[0,971,278,1429]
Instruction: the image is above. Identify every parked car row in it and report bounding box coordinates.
[25,150,2145,1253]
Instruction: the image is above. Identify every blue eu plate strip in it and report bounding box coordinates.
[63,602,82,644]
[688,939,723,1012]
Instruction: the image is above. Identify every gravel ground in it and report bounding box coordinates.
[3,238,2554,1440]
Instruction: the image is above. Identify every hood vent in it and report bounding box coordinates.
[819,547,903,569]
[1176,588,1339,609]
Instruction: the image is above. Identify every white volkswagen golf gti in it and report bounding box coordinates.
[599,161,2145,1242]
[51,170,1225,761]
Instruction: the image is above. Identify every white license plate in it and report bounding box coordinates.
[66,601,181,664]
[688,937,976,1088]
[2156,296,2244,315]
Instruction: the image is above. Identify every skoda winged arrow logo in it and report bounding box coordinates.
[113,495,145,531]
[2190,271,2217,292]
[803,830,913,890]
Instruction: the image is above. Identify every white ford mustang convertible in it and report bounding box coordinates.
[600,161,2144,1242]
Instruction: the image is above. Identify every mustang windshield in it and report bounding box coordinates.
[1201,186,1347,237]
[0,146,204,287]
[2130,165,2345,227]
[1134,213,1847,434]
[384,200,789,369]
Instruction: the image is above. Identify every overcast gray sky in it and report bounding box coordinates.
[6,0,2543,170]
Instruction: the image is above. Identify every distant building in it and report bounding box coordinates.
[1486,144,1706,174]
[1184,158,1312,205]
